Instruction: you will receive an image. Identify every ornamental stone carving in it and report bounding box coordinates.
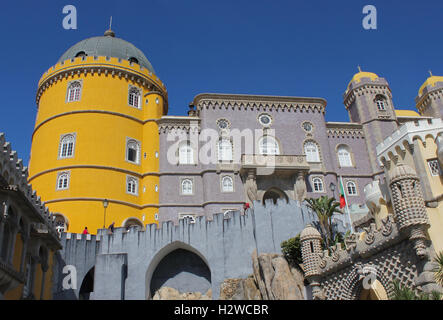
[245,170,258,206]
[389,163,430,258]
[294,173,307,203]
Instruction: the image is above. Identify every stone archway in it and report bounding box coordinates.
[145,242,211,300]
[79,267,94,300]
[359,279,389,300]
[263,187,289,205]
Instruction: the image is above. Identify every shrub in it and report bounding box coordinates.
[281,234,302,267]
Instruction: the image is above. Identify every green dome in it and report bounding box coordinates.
[58,31,155,74]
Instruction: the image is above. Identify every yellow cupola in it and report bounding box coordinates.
[28,29,167,234]
[347,70,379,89]
[418,74,443,96]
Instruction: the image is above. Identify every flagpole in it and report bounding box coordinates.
[340,176,354,233]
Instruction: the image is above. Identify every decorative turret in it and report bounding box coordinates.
[389,163,430,258]
[343,69,398,176]
[300,224,324,299]
[415,73,443,119]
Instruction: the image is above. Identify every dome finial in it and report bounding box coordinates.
[429,70,433,77]
[357,65,362,73]
[104,16,115,37]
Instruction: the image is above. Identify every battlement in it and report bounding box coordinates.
[344,76,390,99]
[376,118,443,164]
[36,56,168,111]
[315,215,401,276]
[0,132,59,238]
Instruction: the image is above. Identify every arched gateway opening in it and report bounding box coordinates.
[146,242,211,300]
[79,267,94,300]
[263,187,289,205]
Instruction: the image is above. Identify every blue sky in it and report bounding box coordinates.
[0,0,442,164]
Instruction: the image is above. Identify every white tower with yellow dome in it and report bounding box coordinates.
[28,29,168,234]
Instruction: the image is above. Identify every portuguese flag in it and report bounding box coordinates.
[339,178,346,209]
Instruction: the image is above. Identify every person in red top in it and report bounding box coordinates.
[82,227,89,234]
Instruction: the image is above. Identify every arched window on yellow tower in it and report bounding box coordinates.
[66,81,82,102]
[59,134,76,159]
[56,171,70,190]
[128,86,141,109]
[126,139,140,164]
[126,176,139,196]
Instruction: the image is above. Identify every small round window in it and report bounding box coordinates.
[258,114,272,126]
[217,119,230,130]
[302,122,313,132]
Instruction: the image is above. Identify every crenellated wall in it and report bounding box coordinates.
[53,199,348,300]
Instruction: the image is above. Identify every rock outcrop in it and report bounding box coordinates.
[219,276,261,300]
[153,287,212,300]
[252,250,305,300]
[219,251,305,300]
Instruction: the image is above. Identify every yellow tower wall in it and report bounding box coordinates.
[29,56,167,234]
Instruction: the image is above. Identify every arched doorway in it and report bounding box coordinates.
[359,279,388,300]
[79,267,94,300]
[146,242,211,300]
[263,187,289,205]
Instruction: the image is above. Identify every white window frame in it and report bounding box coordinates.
[218,138,233,162]
[312,177,324,193]
[128,86,142,109]
[66,80,82,103]
[304,141,320,163]
[337,145,353,167]
[180,178,194,196]
[178,213,196,224]
[58,133,76,159]
[126,175,139,196]
[178,142,194,165]
[346,181,358,196]
[259,136,280,155]
[56,171,70,190]
[126,138,141,165]
[221,175,234,193]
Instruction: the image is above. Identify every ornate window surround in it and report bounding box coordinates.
[311,176,325,193]
[126,175,139,196]
[128,85,142,109]
[178,140,196,165]
[336,144,355,168]
[58,133,76,159]
[304,139,322,163]
[217,137,234,162]
[178,213,196,224]
[346,180,358,196]
[180,177,194,196]
[221,175,234,193]
[301,121,315,133]
[257,113,273,127]
[66,80,83,103]
[126,137,141,165]
[258,135,281,155]
[56,171,70,191]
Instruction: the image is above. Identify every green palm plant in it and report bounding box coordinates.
[305,196,343,248]
[434,251,443,287]
[391,280,442,300]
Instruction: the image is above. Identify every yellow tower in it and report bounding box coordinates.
[28,29,168,234]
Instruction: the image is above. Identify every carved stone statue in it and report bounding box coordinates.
[245,171,258,206]
[294,172,307,203]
